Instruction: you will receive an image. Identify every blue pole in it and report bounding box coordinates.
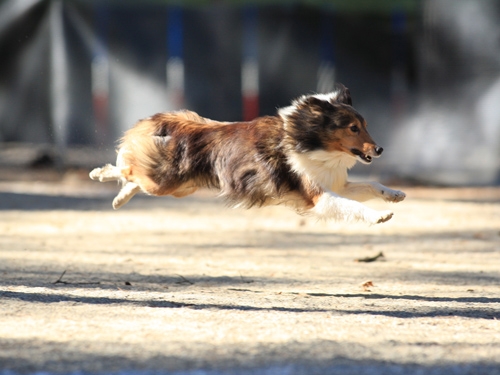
[317,11,336,93]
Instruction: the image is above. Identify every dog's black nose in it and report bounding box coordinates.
[375,146,384,155]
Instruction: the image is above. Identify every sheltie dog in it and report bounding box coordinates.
[90,84,405,224]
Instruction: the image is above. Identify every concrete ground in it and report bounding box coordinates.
[0,169,499,375]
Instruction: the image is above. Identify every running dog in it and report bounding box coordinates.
[90,84,405,224]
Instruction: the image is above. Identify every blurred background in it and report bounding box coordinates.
[0,0,499,185]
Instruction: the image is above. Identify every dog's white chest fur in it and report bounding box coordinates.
[287,150,357,192]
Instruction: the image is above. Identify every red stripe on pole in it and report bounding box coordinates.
[243,95,259,122]
[242,7,259,121]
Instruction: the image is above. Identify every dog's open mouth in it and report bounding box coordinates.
[351,149,372,163]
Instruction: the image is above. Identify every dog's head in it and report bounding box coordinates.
[279,84,383,165]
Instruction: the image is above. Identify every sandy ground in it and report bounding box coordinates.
[0,172,499,375]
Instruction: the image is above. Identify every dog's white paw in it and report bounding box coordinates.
[89,167,103,181]
[383,189,406,203]
[364,209,393,225]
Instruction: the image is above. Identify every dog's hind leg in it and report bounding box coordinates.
[89,164,125,182]
[112,182,141,210]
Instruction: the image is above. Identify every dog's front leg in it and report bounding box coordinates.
[337,182,406,203]
[310,192,394,224]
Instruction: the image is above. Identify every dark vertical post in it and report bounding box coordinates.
[50,0,68,165]
[391,8,408,120]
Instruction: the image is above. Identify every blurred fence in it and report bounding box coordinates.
[0,0,499,184]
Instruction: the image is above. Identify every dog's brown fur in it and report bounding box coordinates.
[90,85,405,224]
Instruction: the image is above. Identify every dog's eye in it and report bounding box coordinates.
[350,125,360,133]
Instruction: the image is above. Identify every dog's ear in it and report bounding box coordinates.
[334,84,353,106]
[304,96,334,115]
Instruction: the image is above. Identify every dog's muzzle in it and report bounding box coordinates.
[351,147,383,164]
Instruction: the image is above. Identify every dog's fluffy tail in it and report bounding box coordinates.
[90,115,172,209]
[90,110,215,209]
